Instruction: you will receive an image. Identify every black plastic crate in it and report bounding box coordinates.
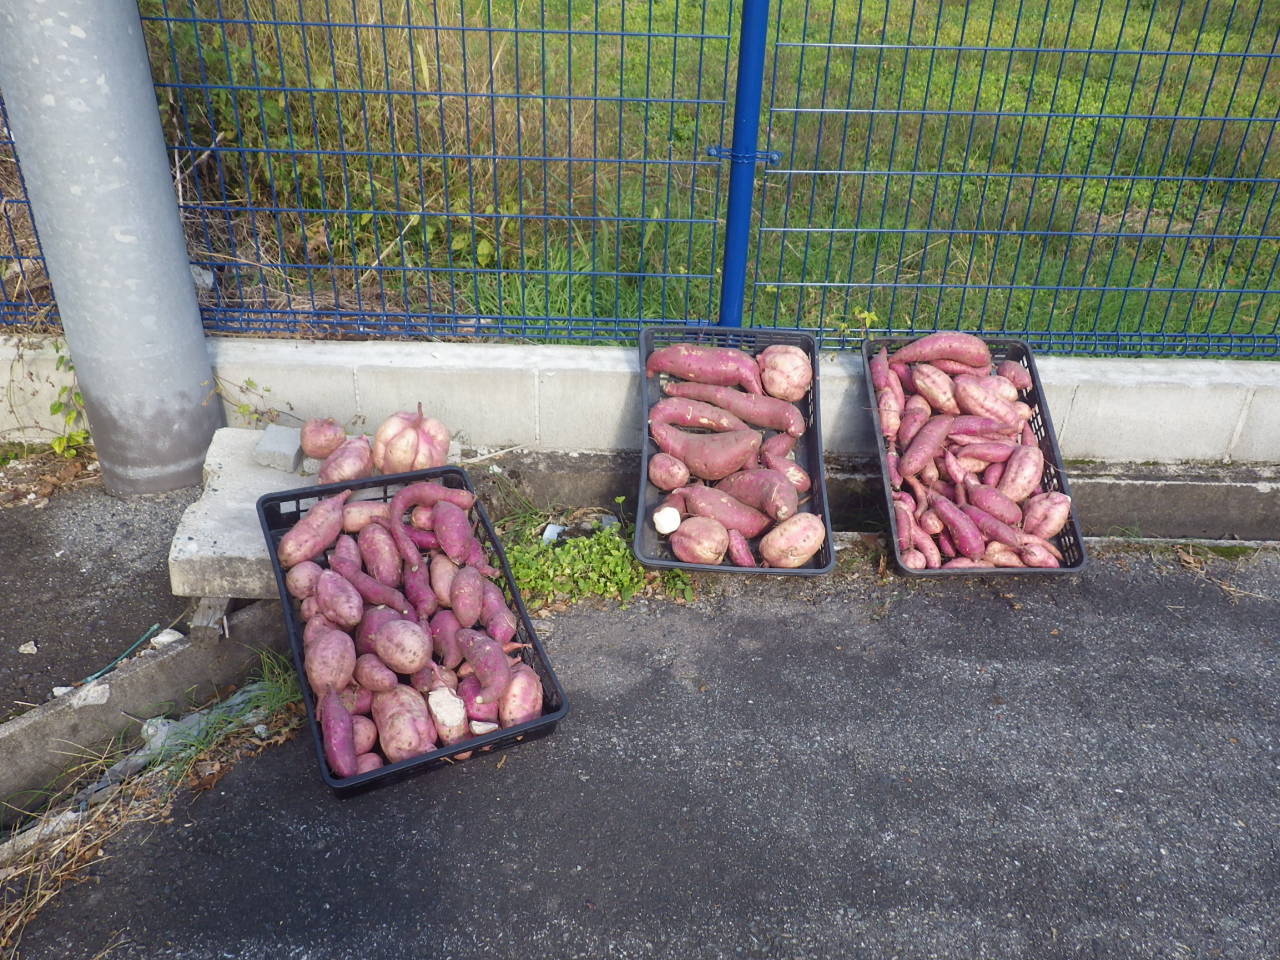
[633,325,835,575]
[257,466,569,795]
[862,336,1088,577]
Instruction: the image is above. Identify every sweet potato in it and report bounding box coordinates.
[386,480,477,569]
[318,689,358,778]
[960,503,1024,550]
[670,516,730,565]
[305,627,356,696]
[982,461,1005,487]
[762,449,811,493]
[277,489,352,568]
[877,387,902,443]
[430,553,459,607]
[372,685,436,762]
[761,432,795,458]
[463,538,498,578]
[430,609,465,669]
[316,570,363,629]
[427,687,471,746]
[953,374,1021,427]
[358,522,402,587]
[678,485,772,538]
[716,468,799,521]
[648,452,691,491]
[892,499,916,554]
[411,660,459,693]
[997,359,1033,391]
[355,753,384,774]
[917,509,945,536]
[1020,543,1061,568]
[285,560,323,600]
[891,331,992,368]
[303,614,340,651]
[353,605,405,656]
[930,358,993,379]
[479,581,517,645]
[409,505,434,530]
[377,711,425,764]
[961,476,1023,526]
[301,417,346,460]
[936,529,957,558]
[758,344,813,401]
[470,721,500,737]
[759,513,826,568]
[869,346,894,394]
[983,541,1026,567]
[901,549,926,570]
[649,396,749,432]
[328,556,413,617]
[663,381,805,436]
[299,596,320,621]
[982,375,1019,403]
[890,361,915,394]
[432,500,476,564]
[370,618,431,674]
[900,415,955,477]
[337,683,373,716]
[341,501,390,533]
[951,415,1019,437]
[449,565,485,629]
[911,363,961,415]
[498,662,544,728]
[401,563,437,620]
[995,445,1045,503]
[330,533,362,571]
[354,653,399,692]
[459,629,514,704]
[653,504,683,536]
[927,492,985,560]
[457,673,500,723]
[646,342,764,394]
[319,436,373,485]
[651,423,763,482]
[1023,492,1072,539]
[942,557,990,568]
[910,524,942,569]
[898,395,932,450]
[726,529,757,568]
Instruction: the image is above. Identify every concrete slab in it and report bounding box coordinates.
[1230,382,1280,463]
[536,347,642,452]
[168,428,297,599]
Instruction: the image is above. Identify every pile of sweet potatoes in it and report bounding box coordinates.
[643,340,826,569]
[871,332,1075,570]
[276,479,544,779]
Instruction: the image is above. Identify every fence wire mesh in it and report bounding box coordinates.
[0,0,1278,356]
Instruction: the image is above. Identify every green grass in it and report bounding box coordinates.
[138,0,1280,352]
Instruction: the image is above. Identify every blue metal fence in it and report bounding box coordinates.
[0,0,1278,356]
[0,95,57,328]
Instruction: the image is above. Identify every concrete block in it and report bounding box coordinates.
[1229,383,1280,463]
[355,342,538,450]
[536,347,643,452]
[252,424,303,472]
[0,336,75,440]
[169,428,289,599]
[208,338,362,430]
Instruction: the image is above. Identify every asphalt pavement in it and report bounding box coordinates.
[14,544,1280,960]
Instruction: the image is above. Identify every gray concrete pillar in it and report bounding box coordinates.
[0,0,222,493]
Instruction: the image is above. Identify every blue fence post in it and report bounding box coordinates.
[714,0,776,327]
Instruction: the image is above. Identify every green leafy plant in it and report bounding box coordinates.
[47,341,91,458]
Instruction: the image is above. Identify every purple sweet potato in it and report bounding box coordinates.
[342,500,391,533]
[498,662,544,729]
[386,480,477,570]
[463,538,499,578]
[663,381,805,436]
[762,450,811,493]
[328,556,412,617]
[355,753,384,774]
[997,359,1033,391]
[890,361,916,394]
[931,358,994,379]
[645,342,764,394]
[304,627,356,697]
[457,673,500,723]
[376,711,424,764]
[410,505,434,530]
[954,375,1022,428]
[426,686,471,746]
[277,489,352,568]
[410,660,459,694]
[1023,492,1072,539]
[758,344,813,402]
[981,375,1020,403]
[337,683,373,716]
[285,560,323,601]
[995,445,1045,503]
[319,688,358,778]
[301,417,346,460]
[648,452,691,491]
[459,629,514,704]
[982,461,1005,487]
[428,500,473,565]
[726,529,758,567]
[898,395,932,450]
[303,614,340,651]
[670,516,729,565]
[984,541,1026,568]
[892,499,916,554]
[651,422,763,481]
[878,387,902,444]
[430,609,465,670]
[716,468,799,522]
[936,529,957,558]
[479,581,517,645]
[1020,542,1061,568]
[900,415,955,477]
[961,475,1023,526]
[677,485,771,538]
[351,714,378,755]
[912,363,961,415]
[430,553,459,607]
[960,503,1024,550]
[355,605,409,657]
[927,492,985,561]
[951,415,1020,437]
[319,435,373,485]
[649,396,749,432]
[372,618,432,674]
[401,563,438,619]
[354,653,399,692]
[891,331,992,368]
[357,522,402,587]
[758,513,826,568]
[901,549,927,570]
[316,570,363,629]
[910,524,942,569]
[371,684,436,756]
[449,565,485,629]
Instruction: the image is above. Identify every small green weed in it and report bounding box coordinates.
[47,341,91,458]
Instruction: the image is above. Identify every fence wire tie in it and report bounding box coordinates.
[707,145,781,166]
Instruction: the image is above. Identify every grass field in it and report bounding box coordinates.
[5,0,1279,353]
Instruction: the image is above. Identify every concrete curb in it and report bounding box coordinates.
[0,600,287,828]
